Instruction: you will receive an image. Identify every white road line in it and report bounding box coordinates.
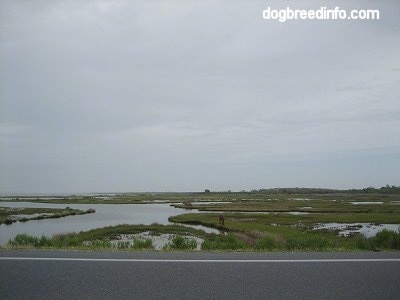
[1,257,400,263]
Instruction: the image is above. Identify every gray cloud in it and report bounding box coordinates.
[1,0,399,193]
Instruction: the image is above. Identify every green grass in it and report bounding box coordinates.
[8,233,83,249]
[356,230,400,250]
[169,211,400,229]
[164,235,197,250]
[7,224,207,250]
[3,188,400,251]
[202,234,247,250]
[169,213,400,251]
[2,187,400,207]
[111,238,154,250]
[133,238,154,250]
[7,224,400,251]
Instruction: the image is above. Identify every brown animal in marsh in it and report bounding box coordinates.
[219,214,225,225]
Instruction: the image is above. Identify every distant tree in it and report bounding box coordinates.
[204,189,211,193]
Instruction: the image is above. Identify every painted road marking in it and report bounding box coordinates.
[1,257,400,263]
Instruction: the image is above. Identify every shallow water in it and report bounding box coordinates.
[350,202,384,205]
[2,201,397,245]
[110,232,204,250]
[314,223,400,237]
[0,202,216,245]
[191,201,232,205]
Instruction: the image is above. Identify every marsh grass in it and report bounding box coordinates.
[132,238,154,250]
[170,213,399,251]
[285,234,332,251]
[356,230,400,250]
[164,235,197,250]
[113,238,154,250]
[201,234,247,250]
[4,189,400,251]
[85,239,112,249]
[7,224,204,250]
[8,225,400,251]
[8,233,84,248]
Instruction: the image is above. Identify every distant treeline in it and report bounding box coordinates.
[347,185,400,194]
[217,185,400,194]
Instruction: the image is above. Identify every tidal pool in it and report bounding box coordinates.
[110,232,204,250]
[0,202,217,245]
[350,202,384,205]
[314,223,400,237]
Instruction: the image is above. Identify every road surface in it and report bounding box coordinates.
[1,250,399,299]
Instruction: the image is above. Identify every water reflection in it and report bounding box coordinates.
[314,223,400,237]
[0,202,200,245]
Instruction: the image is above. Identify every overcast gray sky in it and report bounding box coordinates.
[1,0,399,194]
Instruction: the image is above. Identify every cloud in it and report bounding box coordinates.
[1,0,399,192]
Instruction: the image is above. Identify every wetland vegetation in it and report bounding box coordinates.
[7,224,206,250]
[3,186,400,251]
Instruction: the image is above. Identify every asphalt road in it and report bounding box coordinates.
[1,250,399,300]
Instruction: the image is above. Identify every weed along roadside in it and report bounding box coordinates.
[2,187,400,251]
[6,216,400,252]
[7,224,208,251]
